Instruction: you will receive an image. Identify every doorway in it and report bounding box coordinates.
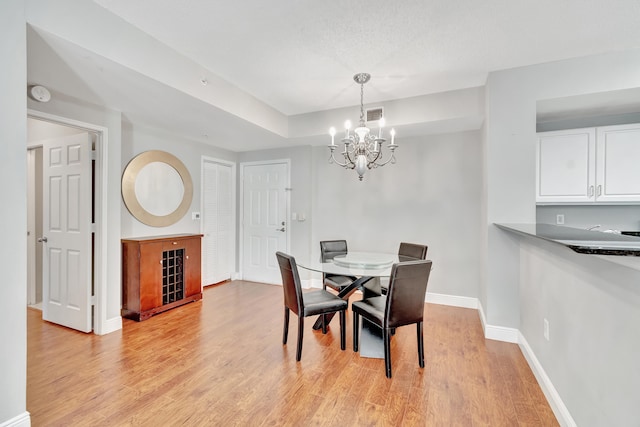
[201,156,236,286]
[27,117,97,333]
[240,160,290,284]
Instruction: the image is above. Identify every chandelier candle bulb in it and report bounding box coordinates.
[329,127,336,146]
[378,117,385,138]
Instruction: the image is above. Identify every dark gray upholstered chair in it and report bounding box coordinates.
[352,260,432,378]
[319,240,357,292]
[398,242,429,261]
[363,242,428,298]
[276,251,348,361]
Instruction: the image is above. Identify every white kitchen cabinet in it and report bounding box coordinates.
[596,124,640,202]
[536,128,595,203]
[537,123,640,204]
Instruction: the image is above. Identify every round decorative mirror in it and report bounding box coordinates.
[122,150,193,227]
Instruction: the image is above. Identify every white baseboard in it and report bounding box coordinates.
[426,292,478,309]
[518,333,577,427]
[477,302,519,343]
[95,316,122,335]
[0,412,30,427]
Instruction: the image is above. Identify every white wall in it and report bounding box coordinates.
[485,49,640,424]
[0,1,29,425]
[311,131,482,298]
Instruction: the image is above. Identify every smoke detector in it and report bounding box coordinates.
[29,85,51,103]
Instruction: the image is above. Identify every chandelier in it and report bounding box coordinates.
[328,73,398,181]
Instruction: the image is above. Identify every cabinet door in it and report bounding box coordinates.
[183,237,202,298]
[139,241,164,311]
[596,124,640,202]
[536,128,596,203]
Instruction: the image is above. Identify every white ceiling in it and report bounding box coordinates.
[92,0,640,116]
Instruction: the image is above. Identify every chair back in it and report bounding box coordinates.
[385,260,432,328]
[276,252,304,315]
[320,240,348,262]
[398,242,428,261]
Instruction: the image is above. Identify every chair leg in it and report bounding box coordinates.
[417,321,425,368]
[321,314,327,334]
[353,311,359,352]
[283,307,290,345]
[296,316,304,361]
[384,327,392,378]
[339,310,346,350]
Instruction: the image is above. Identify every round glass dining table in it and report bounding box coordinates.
[297,251,401,358]
[298,251,400,278]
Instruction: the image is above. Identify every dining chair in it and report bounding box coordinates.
[352,259,432,378]
[319,240,357,292]
[276,251,348,361]
[398,242,428,261]
[363,242,428,298]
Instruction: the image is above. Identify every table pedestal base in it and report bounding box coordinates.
[359,318,384,359]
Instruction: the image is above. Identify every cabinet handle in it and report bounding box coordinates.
[588,185,594,197]
[159,260,163,265]
[186,255,189,260]
[172,241,177,245]
[597,185,602,197]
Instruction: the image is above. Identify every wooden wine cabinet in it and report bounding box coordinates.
[122,234,203,321]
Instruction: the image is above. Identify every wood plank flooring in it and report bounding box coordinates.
[27,280,558,426]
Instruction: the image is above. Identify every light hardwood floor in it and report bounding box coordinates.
[27,281,558,426]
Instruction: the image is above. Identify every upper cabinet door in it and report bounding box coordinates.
[536,128,596,203]
[596,124,640,202]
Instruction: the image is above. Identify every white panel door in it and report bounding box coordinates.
[202,159,234,285]
[242,162,288,284]
[596,123,640,202]
[42,133,92,333]
[536,128,596,203]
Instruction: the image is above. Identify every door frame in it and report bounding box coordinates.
[27,109,111,334]
[200,156,237,284]
[239,159,291,281]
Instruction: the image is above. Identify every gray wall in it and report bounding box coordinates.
[485,49,640,425]
[537,205,640,231]
[511,233,640,426]
[0,0,27,424]
[120,122,238,239]
[311,131,482,298]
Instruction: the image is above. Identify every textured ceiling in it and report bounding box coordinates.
[93,0,640,116]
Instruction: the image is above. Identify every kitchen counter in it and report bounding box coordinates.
[495,223,640,256]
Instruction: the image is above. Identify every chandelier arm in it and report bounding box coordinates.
[372,152,396,167]
[328,151,350,167]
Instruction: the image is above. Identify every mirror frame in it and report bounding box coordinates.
[122,150,193,227]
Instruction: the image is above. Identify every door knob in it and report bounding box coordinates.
[277,227,285,232]
[37,236,48,243]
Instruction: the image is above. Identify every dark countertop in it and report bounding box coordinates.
[495,223,640,256]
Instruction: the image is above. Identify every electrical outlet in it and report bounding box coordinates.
[544,318,550,341]
[192,212,200,220]
[556,214,565,225]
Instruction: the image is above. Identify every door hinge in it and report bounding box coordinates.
[91,223,96,233]
[91,295,96,306]
[91,150,97,160]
